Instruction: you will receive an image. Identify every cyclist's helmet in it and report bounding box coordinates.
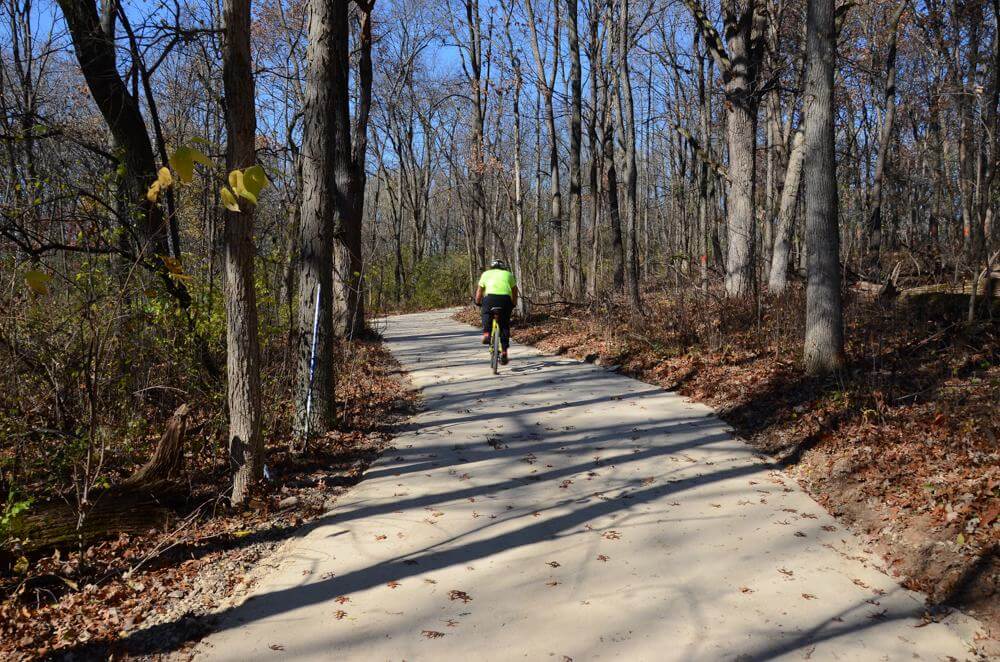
[490,259,508,270]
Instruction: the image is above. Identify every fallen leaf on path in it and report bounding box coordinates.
[269,644,285,650]
[448,590,472,603]
[387,581,401,589]
[546,581,561,587]
[740,586,754,593]
[547,561,561,567]
[852,578,869,589]
[602,531,621,540]
[335,595,350,604]
[801,593,817,600]
[778,568,794,577]
[334,610,347,620]
[422,630,445,639]
[795,531,807,537]
[375,534,387,541]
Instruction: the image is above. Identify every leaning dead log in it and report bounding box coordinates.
[121,404,190,487]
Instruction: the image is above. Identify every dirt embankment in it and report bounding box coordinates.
[457,291,999,638]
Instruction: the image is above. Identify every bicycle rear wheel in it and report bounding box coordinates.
[490,319,500,374]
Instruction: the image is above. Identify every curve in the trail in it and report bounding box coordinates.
[194,309,982,661]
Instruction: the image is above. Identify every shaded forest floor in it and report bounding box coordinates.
[0,338,417,661]
[457,287,999,636]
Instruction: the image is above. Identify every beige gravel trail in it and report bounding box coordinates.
[195,309,984,661]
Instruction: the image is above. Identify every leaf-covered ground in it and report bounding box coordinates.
[458,288,999,636]
[0,338,416,661]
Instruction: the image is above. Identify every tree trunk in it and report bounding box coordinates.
[338,0,375,339]
[567,0,584,299]
[222,0,264,504]
[612,0,640,309]
[462,0,488,276]
[294,0,342,439]
[524,0,563,293]
[803,0,845,373]
[722,1,758,298]
[586,2,602,298]
[768,129,805,293]
[865,1,906,270]
[604,110,625,291]
[696,31,711,294]
[55,0,170,260]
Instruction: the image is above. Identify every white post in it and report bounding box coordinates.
[304,282,321,441]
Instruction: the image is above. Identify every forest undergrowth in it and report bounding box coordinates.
[0,332,415,660]
[458,283,999,634]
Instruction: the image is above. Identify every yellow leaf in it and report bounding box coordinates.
[220,187,240,212]
[25,269,51,295]
[146,179,161,203]
[243,165,269,197]
[236,187,258,205]
[189,148,213,169]
[13,556,29,574]
[228,169,244,192]
[232,530,253,538]
[230,168,258,205]
[170,146,215,183]
[157,166,172,188]
[169,149,194,183]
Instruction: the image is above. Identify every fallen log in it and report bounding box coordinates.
[6,405,192,553]
[7,480,185,552]
[898,276,999,314]
[899,278,1000,301]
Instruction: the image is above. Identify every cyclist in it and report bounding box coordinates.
[474,259,518,365]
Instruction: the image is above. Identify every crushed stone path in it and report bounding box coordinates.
[195,309,984,661]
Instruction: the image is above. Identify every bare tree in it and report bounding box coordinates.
[864,1,907,270]
[222,0,263,504]
[566,0,584,298]
[524,0,564,293]
[684,0,763,297]
[294,0,347,438]
[803,0,844,373]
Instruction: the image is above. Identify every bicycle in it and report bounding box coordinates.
[488,306,502,374]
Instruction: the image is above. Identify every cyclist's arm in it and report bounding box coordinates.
[474,285,484,306]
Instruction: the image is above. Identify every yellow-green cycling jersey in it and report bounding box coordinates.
[478,268,517,296]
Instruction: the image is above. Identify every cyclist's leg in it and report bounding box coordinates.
[480,295,494,334]
[498,296,513,351]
